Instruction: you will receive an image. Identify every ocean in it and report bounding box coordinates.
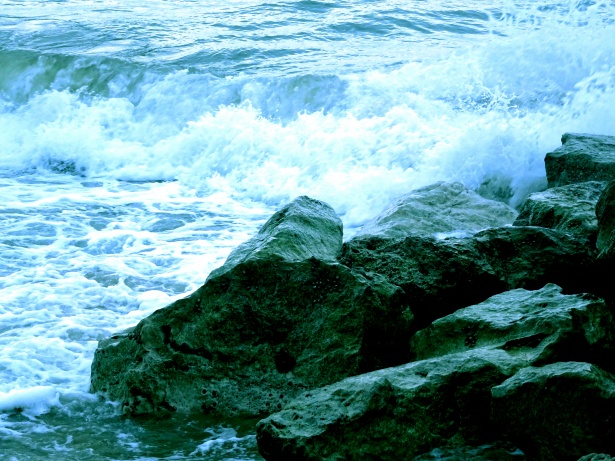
[0,0,614,459]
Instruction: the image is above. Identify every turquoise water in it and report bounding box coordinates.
[1,0,614,459]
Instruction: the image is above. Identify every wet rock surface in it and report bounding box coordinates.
[256,349,525,461]
[545,133,615,188]
[355,181,517,240]
[492,362,615,461]
[340,226,598,329]
[596,181,615,256]
[410,284,615,368]
[91,196,412,416]
[514,181,606,242]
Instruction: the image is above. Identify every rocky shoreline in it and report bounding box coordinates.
[91,133,615,460]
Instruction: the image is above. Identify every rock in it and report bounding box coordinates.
[340,227,598,330]
[578,455,615,461]
[412,442,525,461]
[256,349,526,461]
[91,197,412,417]
[514,181,606,243]
[545,133,615,188]
[209,195,343,278]
[491,362,615,461]
[596,181,615,255]
[354,182,518,240]
[410,285,615,369]
[473,226,598,293]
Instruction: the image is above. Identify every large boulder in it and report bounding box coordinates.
[256,349,526,461]
[514,181,607,243]
[340,227,598,329]
[491,362,615,461]
[545,133,615,188]
[410,284,615,370]
[354,181,518,240]
[90,197,412,417]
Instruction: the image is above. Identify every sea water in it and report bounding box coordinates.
[0,0,614,459]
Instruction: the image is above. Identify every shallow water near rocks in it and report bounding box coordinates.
[1,0,614,458]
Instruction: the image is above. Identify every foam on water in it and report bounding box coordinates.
[1,1,613,228]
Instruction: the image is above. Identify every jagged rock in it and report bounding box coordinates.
[545,133,615,188]
[596,181,615,256]
[354,182,517,240]
[256,349,527,461]
[514,181,606,243]
[491,362,615,461]
[578,455,615,461]
[209,195,343,278]
[90,197,412,417]
[410,284,615,370]
[340,227,598,329]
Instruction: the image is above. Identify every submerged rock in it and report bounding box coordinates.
[91,196,411,417]
[354,181,517,240]
[545,133,615,188]
[256,349,525,461]
[340,226,598,329]
[410,284,615,369]
[578,456,615,461]
[514,181,606,243]
[491,362,615,461]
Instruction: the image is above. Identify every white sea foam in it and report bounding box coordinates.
[0,386,60,415]
[1,1,613,230]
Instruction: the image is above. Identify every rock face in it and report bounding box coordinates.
[257,349,524,461]
[410,284,615,369]
[340,227,598,329]
[354,181,518,239]
[596,181,615,256]
[209,196,343,278]
[491,362,615,461]
[257,285,615,460]
[545,133,615,188]
[90,196,412,416]
[513,181,606,242]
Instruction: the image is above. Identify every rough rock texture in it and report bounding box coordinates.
[209,195,343,278]
[491,362,615,461]
[410,284,615,370]
[412,442,525,460]
[256,349,526,461]
[91,197,412,417]
[596,181,615,255]
[514,181,606,242]
[545,133,615,188]
[578,455,615,461]
[340,226,598,329]
[354,181,518,240]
